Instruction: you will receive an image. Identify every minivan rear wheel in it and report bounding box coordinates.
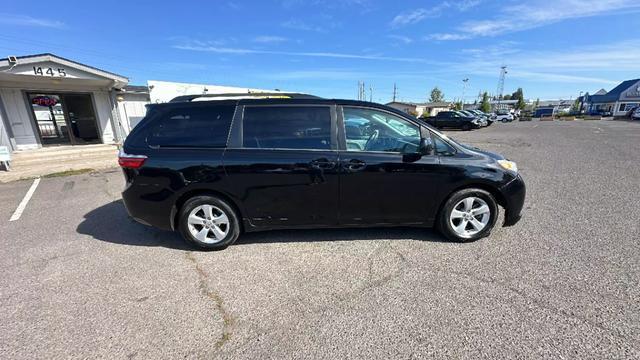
[437,188,498,242]
[178,195,240,250]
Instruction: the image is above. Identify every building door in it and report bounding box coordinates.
[28,93,100,146]
[63,94,100,144]
[29,94,70,145]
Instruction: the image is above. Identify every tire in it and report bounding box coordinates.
[178,195,241,250]
[437,188,498,242]
[501,118,508,123]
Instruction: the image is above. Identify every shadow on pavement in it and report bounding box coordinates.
[78,200,446,249]
[76,200,192,250]
[236,226,445,245]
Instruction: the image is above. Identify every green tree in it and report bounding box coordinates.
[429,87,444,102]
[571,98,581,113]
[513,88,526,110]
[480,92,491,113]
[502,94,512,100]
[454,101,463,110]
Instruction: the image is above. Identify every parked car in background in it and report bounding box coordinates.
[469,109,494,126]
[469,109,493,126]
[534,108,554,118]
[625,106,640,120]
[519,110,533,121]
[119,94,525,249]
[493,110,515,122]
[587,108,612,117]
[422,111,481,130]
[458,110,488,127]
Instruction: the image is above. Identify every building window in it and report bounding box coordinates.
[619,103,626,112]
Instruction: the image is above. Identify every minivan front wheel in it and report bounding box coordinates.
[179,195,240,250]
[437,188,498,242]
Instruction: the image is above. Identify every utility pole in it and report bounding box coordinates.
[369,84,373,102]
[496,66,507,112]
[392,83,397,102]
[462,78,469,108]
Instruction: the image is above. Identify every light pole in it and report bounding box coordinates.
[462,78,469,108]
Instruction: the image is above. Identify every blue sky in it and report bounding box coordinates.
[0,0,638,103]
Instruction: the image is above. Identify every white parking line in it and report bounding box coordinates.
[9,178,41,222]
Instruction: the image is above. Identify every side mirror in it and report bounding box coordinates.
[420,137,434,155]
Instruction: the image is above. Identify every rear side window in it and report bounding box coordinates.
[242,106,331,150]
[147,105,234,148]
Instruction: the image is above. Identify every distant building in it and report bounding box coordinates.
[490,99,519,111]
[535,99,574,114]
[386,101,452,117]
[583,79,640,116]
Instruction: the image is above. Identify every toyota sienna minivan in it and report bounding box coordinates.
[119,93,525,250]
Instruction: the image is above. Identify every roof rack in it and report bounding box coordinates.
[169,92,321,103]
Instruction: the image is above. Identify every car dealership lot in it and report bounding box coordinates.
[1,120,639,358]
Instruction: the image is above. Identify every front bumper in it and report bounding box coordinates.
[500,174,526,226]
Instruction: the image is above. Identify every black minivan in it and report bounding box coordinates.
[120,93,525,250]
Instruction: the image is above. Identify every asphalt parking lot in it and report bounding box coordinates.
[1,120,639,359]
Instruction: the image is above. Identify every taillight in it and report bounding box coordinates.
[118,150,147,169]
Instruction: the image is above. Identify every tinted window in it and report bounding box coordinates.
[147,105,234,148]
[434,136,456,156]
[343,107,420,153]
[243,106,332,150]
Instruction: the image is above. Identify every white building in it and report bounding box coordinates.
[0,53,274,153]
[386,101,452,117]
[0,53,149,152]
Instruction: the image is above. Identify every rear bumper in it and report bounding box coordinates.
[500,174,526,226]
[121,181,174,231]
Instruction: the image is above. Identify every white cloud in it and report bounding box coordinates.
[426,33,471,41]
[451,40,640,86]
[173,42,427,62]
[253,36,288,44]
[387,35,413,44]
[390,1,481,27]
[281,19,326,32]
[436,0,640,39]
[0,13,65,28]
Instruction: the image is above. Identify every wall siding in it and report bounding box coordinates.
[0,88,39,149]
[92,91,117,144]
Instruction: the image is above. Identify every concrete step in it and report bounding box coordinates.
[13,148,118,167]
[11,144,119,161]
[10,152,118,170]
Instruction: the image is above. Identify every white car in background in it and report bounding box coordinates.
[492,111,515,122]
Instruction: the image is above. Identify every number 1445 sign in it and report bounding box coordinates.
[33,66,67,77]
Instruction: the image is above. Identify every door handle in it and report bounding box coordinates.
[309,158,336,170]
[343,159,366,172]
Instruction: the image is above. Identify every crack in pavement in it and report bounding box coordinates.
[221,242,412,356]
[184,252,235,349]
[446,269,637,345]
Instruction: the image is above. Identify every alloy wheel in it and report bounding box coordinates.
[187,205,230,244]
[449,197,491,238]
